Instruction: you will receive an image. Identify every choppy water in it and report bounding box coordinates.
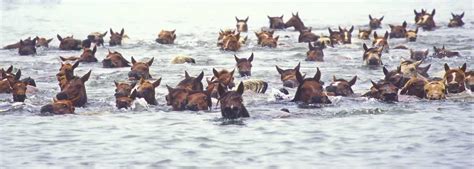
[1,0,473,168]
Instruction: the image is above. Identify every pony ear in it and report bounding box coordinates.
[14,69,21,81]
[373,31,378,38]
[380,16,384,21]
[6,65,13,73]
[59,56,67,62]
[147,57,154,66]
[333,75,337,81]
[153,78,162,88]
[414,9,419,15]
[274,36,279,41]
[328,27,333,34]
[196,71,204,82]
[47,38,53,43]
[294,62,301,71]
[230,68,235,76]
[460,63,467,72]
[235,16,239,22]
[166,85,173,93]
[131,56,137,65]
[80,70,92,82]
[114,81,119,87]
[72,61,80,70]
[369,14,373,20]
[402,21,407,28]
[389,24,394,29]
[236,82,244,95]
[110,28,114,34]
[244,16,249,22]
[349,76,357,86]
[276,65,284,74]
[101,31,108,37]
[295,70,304,84]
[349,26,354,33]
[314,67,321,81]
[383,66,389,76]
[363,43,369,51]
[384,31,389,39]
[120,28,125,36]
[248,53,254,62]
[460,12,464,18]
[57,34,63,41]
[338,26,343,32]
[267,15,271,19]
[371,80,378,88]
[431,9,436,16]
[92,45,97,54]
[234,55,239,62]
[213,68,219,77]
[171,29,176,34]
[444,63,450,72]
[184,71,190,79]
[129,90,137,100]
[280,15,284,19]
[308,42,314,50]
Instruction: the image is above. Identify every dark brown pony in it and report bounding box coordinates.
[383,66,408,88]
[444,63,467,93]
[276,62,301,88]
[177,71,204,91]
[464,71,474,92]
[128,57,154,80]
[109,28,125,46]
[56,70,91,107]
[339,26,354,44]
[298,28,319,43]
[292,67,331,104]
[156,30,176,44]
[306,42,324,61]
[389,21,407,38]
[369,15,384,29]
[218,81,249,119]
[136,77,161,105]
[0,68,21,93]
[433,46,460,58]
[166,85,190,111]
[57,34,82,50]
[400,75,428,98]
[18,39,37,55]
[10,80,28,102]
[212,68,235,89]
[285,12,307,31]
[115,84,137,110]
[410,49,429,61]
[56,61,79,90]
[206,78,225,99]
[218,29,236,46]
[235,16,249,32]
[448,12,465,27]
[35,37,53,48]
[114,81,136,98]
[372,31,389,53]
[221,32,241,51]
[234,53,254,77]
[358,28,372,40]
[40,97,75,115]
[362,43,383,66]
[60,46,98,63]
[325,75,357,96]
[328,28,342,45]
[186,91,212,111]
[86,32,107,47]
[3,37,37,49]
[363,80,400,102]
[103,50,131,68]
[415,9,436,30]
[268,15,285,29]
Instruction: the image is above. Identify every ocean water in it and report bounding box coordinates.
[0,0,473,168]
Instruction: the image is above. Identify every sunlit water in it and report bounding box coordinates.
[0,0,473,168]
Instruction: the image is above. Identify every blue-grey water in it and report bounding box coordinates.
[0,0,473,168]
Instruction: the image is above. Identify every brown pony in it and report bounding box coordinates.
[400,75,428,98]
[464,71,474,92]
[255,29,274,45]
[221,32,241,51]
[338,26,354,44]
[206,78,225,99]
[276,62,301,88]
[328,28,342,45]
[235,16,249,32]
[363,80,400,102]
[372,31,389,53]
[56,61,79,90]
[57,34,82,50]
[268,15,285,29]
[115,89,137,109]
[156,30,176,44]
[389,21,407,38]
[35,37,53,48]
[86,32,107,47]
[3,37,37,49]
[18,39,37,56]
[424,78,447,100]
[285,12,307,31]
[416,9,436,30]
[10,80,28,102]
[56,70,91,107]
[212,68,235,89]
[315,36,334,48]
[369,15,384,29]
[406,28,418,42]
[218,81,249,119]
[383,66,409,88]
[448,12,465,27]
[234,53,254,77]
[306,42,324,61]
[40,97,75,115]
[186,91,212,111]
[166,85,190,111]
[109,28,125,46]
[325,75,357,96]
[260,35,279,48]
[177,71,204,91]
[59,46,98,63]
[0,68,21,93]
[128,57,154,80]
[410,49,429,61]
[358,28,372,40]
[218,29,236,46]
[414,9,427,24]
[136,77,161,105]
[114,81,136,99]
[362,43,383,66]
[292,67,331,104]
[444,63,467,93]
[433,46,460,58]
[298,28,319,43]
[399,59,431,78]
[103,50,131,68]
